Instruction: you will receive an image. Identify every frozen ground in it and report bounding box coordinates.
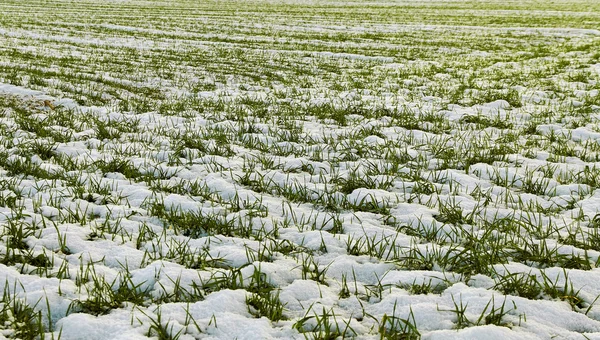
[1,0,600,339]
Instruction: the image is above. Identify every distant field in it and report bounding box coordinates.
[1,0,600,339]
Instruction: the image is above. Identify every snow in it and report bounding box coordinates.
[1,0,600,338]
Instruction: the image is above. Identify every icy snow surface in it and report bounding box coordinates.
[1,0,600,339]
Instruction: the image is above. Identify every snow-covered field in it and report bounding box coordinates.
[1,0,600,338]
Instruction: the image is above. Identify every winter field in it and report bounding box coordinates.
[1,0,600,339]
